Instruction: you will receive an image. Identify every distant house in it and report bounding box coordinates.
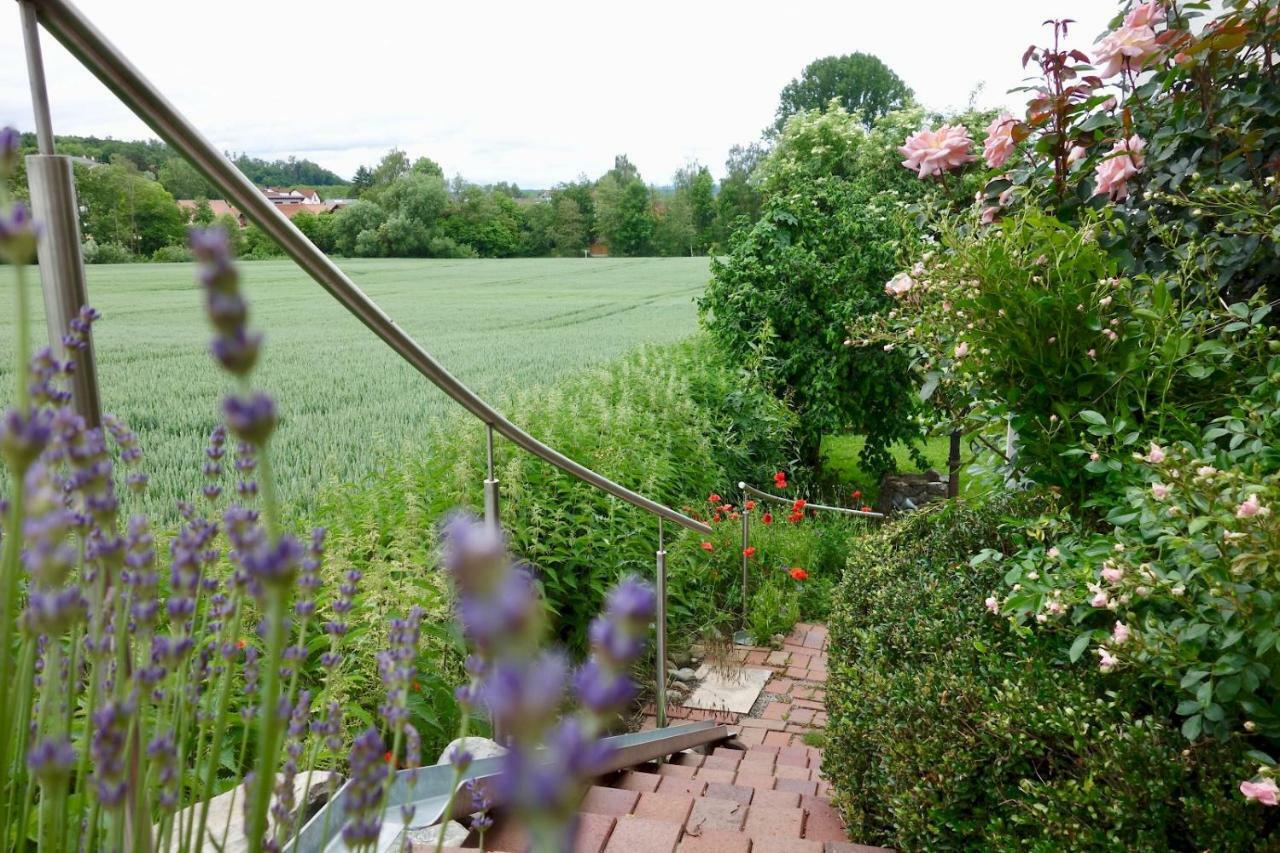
[177,198,246,226]
[588,241,609,258]
[261,186,323,205]
[176,197,345,226]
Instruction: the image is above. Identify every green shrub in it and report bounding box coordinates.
[313,335,796,669]
[83,239,135,264]
[826,494,1266,850]
[150,244,193,263]
[746,573,799,646]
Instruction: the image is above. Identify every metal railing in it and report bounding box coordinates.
[16,0,710,733]
[735,481,884,615]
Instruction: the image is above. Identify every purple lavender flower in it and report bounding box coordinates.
[223,392,277,447]
[377,606,425,731]
[241,534,303,591]
[0,201,39,265]
[147,733,179,810]
[0,408,53,469]
[90,698,133,809]
[0,125,19,173]
[341,727,389,847]
[27,736,75,782]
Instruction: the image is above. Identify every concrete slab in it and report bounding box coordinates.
[683,665,772,714]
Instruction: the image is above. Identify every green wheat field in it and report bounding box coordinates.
[0,257,709,520]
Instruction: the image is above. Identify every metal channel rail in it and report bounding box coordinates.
[17,0,711,750]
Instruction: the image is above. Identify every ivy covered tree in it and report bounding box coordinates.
[700,106,924,474]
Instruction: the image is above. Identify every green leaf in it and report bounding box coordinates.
[1180,670,1209,689]
[1069,632,1092,663]
[1079,410,1108,426]
[1181,714,1203,741]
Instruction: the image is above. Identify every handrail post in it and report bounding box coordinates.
[20,0,102,429]
[739,484,750,618]
[655,518,667,729]
[483,424,500,532]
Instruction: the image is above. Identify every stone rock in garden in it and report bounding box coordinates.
[672,667,698,683]
[405,820,470,847]
[159,769,340,852]
[437,736,507,765]
[671,648,694,667]
[877,470,950,514]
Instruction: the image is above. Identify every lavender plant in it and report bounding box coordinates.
[438,513,655,851]
[0,127,432,852]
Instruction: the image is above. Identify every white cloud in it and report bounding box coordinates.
[1,0,1118,187]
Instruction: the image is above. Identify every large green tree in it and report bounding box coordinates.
[700,105,922,473]
[774,53,912,132]
[713,144,764,247]
[75,161,186,256]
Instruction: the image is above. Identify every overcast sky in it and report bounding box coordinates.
[1,0,1119,187]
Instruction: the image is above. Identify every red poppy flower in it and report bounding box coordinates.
[762,512,773,525]
[384,751,394,764]
[789,567,808,581]
[861,505,872,513]
[712,512,722,523]
[709,493,721,503]
[774,472,788,489]
[236,639,246,650]
[853,490,862,500]
[743,546,756,558]
[745,500,756,510]
[700,541,714,552]
[792,499,807,511]
[788,512,803,524]
[413,680,422,692]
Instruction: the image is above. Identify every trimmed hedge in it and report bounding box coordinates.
[825,495,1265,850]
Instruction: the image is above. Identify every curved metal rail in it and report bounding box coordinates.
[26,0,711,538]
[738,482,884,519]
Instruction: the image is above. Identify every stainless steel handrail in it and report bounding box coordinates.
[26,0,711,537]
[738,482,885,519]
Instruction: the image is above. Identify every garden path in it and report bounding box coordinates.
[436,623,890,852]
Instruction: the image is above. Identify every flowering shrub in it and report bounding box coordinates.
[825,495,1266,848]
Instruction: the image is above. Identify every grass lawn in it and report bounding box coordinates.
[0,257,709,521]
[821,433,959,503]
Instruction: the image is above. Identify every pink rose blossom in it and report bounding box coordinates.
[954,341,969,359]
[1145,442,1166,463]
[1047,546,1060,559]
[1094,135,1147,200]
[884,272,916,298]
[1094,25,1159,78]
[1124,1,1166,28]
[1091,589,1111,608]
[1151,482,1170,500]
[900,125,976,178]
[1241,778,1280,806]
[1097,646,1119,672]
[1090,451,1100,461]
[1046,600,1066,615]
[1112,621,1130,645]
[985,596,999,614]
[1236,494,1269,519]
[981,206,999,224]
[1196,465,1217,478]
[1101,566,1124,584]
[1068,145,1089,165]
[982,112,1017,168]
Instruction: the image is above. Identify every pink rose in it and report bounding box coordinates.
[1236,494,1269,519]
[985,596,999,614]
[1094,25,1159,78]
[982,112,1017,169]
[900,125,976,178]
[1097,646,1118,672]
[1091,590,1110,608]
[1241,778,1280,806]
[1112,621,1130,645]
[884,272,916,298]
[954,342,969,359]
[1094,135,1146,200]
[1067,145,1089,165]
[1145,442,1166,463]
[980,206,999,224]
[1124,1,1166,28]
[1151,482,1170,500]
[1101,566,1124,584]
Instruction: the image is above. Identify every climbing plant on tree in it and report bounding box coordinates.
[700,106,927,475]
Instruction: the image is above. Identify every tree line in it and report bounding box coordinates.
[2,51,910,263]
